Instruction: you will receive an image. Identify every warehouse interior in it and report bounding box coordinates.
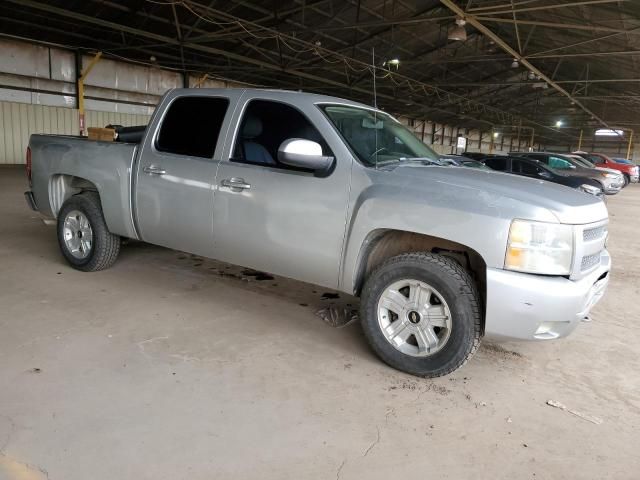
[1,1,639,479]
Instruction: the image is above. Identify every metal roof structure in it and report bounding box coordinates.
[2,0,639,144]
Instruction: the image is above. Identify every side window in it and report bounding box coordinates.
[156,96,229,158]
[513,159,540,175]
[548,156,573,169]
[233,100,331,170]
[530,155,549,166]
[484,157,508,171]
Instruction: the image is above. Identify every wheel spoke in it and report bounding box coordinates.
[427,305,449,328]
[409,282,431,309]
[65,217,79,231]
[380,289,408,315]
[384,320,411,345]
[415,326,439,354]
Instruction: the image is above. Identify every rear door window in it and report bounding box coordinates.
[513,159,542,176]
[156,96,229,158]
[484,157,509,171]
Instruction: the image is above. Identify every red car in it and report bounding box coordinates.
[574,151,639,186]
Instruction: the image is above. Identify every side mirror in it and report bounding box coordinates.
[277,139,334,172]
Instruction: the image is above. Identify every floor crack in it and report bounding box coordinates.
[362,426,381,457]
[0,415,16,454]
[336,459,346,480]
[136,336,169,360]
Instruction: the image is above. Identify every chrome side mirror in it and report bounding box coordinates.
[277,139,334,172]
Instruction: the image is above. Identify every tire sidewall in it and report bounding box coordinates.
[360,257,479,377]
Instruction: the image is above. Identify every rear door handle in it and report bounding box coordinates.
[143,165,166,175]
[221,177,251,191]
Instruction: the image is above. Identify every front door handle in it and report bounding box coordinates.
[221,177,251,191]
[143,165,167,175]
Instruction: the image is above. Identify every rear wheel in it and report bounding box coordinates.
[57,192,120,271]
[360,252,482,378]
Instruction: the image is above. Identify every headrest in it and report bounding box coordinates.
[242,116,263,138]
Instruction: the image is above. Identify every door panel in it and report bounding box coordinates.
[135,151,217,256]
[212,161,350,288]
[134,91,243,257]
[211,95,352,288]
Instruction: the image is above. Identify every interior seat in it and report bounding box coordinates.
[241,116,275,165]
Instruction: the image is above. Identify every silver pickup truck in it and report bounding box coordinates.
[25,88,611,377]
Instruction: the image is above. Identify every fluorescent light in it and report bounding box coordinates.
[595,129,624,136]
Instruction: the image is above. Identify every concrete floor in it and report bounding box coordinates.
[1,165,639,480]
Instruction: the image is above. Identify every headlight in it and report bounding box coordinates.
[580,184,602,196]
[505,220,574,275]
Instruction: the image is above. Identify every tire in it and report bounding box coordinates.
[623,174,630,187]
[360,252,482,378]
[57,191,120,271]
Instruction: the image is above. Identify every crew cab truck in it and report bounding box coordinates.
[25,89,611,377]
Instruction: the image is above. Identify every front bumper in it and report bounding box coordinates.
[603,181,623,194]
[484,251,610,341]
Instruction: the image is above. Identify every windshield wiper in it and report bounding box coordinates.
[401,157,443,165]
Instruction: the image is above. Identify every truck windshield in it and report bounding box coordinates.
[320,104,440,167]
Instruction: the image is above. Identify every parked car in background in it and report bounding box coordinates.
[24,88,611,378]
[612,157,637,166]
[563,154,628,187]
[439,154,492,170]
[479,155,603,197]
[511,152,623,195]
[573,151,639,186]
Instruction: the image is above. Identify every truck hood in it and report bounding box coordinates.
[381,163,608,225]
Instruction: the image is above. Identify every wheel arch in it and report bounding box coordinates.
[48,173,137,239]
[49,174,100,218]
[352,229,487,330]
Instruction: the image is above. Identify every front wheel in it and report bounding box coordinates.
[360,252,482,377]
[57,192,120,271]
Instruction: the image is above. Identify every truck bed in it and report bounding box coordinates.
[29,134,140,239]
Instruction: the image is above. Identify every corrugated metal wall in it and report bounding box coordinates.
[0,101,150,164]
[84,110,150,130]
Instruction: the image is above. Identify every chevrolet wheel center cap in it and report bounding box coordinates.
[408,311,421,324]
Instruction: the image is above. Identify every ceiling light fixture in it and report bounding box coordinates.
[511,59,519,68]
[555,120,563,128]
[383,57,401,70]
[448,18,467,42]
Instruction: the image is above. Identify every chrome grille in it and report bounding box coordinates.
[581,253,601,271]
[583,226,607,242]
[572,220,608,279]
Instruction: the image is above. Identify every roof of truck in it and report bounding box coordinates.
[170,87,378,111]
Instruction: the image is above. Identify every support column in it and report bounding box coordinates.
[577,129,583,150]
[77,51,102,136]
